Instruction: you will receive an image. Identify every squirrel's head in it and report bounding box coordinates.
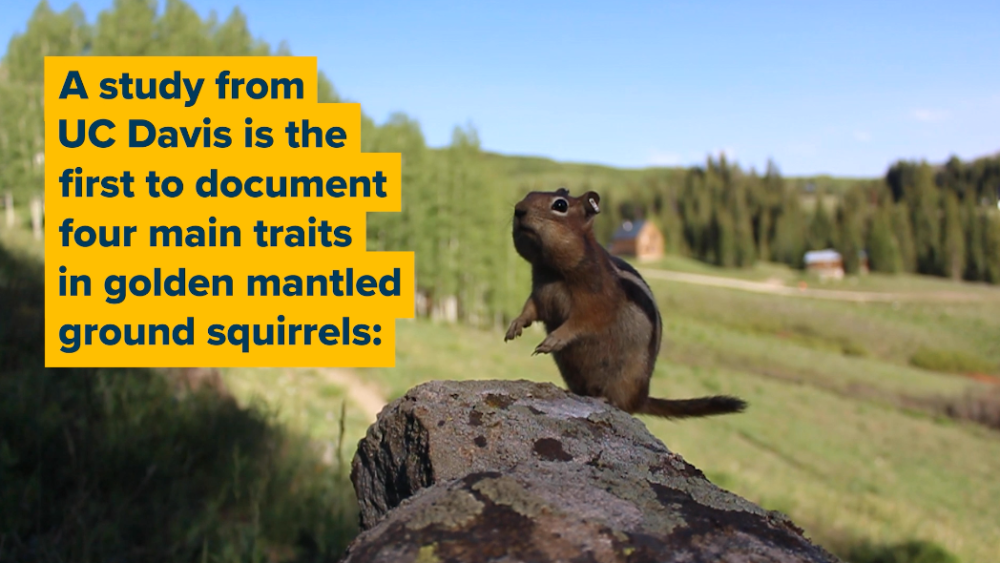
[512,187,601,269]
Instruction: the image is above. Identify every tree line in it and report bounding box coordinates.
[598,153,1000,285]
[3,0,1000,332]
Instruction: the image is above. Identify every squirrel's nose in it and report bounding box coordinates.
[514,207,527,219]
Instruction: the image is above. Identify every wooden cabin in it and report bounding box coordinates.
[803,249,844,280]
[608,220,664,262]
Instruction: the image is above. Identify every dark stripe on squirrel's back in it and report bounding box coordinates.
[609,255,649,289]
[609,256,662,359]
[609,256,656,320]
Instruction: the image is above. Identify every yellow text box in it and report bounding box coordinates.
[44,56,413,367]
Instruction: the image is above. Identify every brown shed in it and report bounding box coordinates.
[608,220,664,262]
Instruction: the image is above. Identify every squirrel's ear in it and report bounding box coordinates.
[583,191,601,216]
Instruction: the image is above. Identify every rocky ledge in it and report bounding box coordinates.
[343,379,841,563]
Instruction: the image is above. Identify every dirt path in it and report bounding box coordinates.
[636,268,991,303]
[317,368,387,422]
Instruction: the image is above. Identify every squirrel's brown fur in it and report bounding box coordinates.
[506,188,747,419]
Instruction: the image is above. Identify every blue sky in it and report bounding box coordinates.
[3,0,999,177]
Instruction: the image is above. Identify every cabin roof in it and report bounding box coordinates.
[612,220,647,241]
[804,248,842,264]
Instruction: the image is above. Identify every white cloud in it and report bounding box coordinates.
[911,108,950,122]
[853,130,871,142]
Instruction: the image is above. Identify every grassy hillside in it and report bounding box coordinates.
[221,255,1000,563]
[479,151,688,188]
[6,223,998,562]
[478,150,880,192]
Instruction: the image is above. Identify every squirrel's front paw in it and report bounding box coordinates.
[532,333,569,355]
[505,318,529,342]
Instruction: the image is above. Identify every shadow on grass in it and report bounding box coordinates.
[0,244,359,562]
[842,539,961,563]
[791,511,964,563]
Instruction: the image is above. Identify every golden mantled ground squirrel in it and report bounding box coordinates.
[506,188,747,419]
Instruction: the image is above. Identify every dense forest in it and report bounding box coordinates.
[3,0,1000,331]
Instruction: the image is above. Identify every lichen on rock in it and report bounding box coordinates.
[343,379,842,563]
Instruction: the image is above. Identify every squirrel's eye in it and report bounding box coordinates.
[551,199,568,213]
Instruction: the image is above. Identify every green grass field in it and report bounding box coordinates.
[6,223,999,562]
[220,255,1000,563]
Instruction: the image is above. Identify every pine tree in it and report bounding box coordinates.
[963,195,986,281]
[659,181,684,255]
[984,214,1000,284]
[770,179,807,268]
[713,207,737,268]
[731,178,756,267]
[891,201,918,273]
[886,160,919,203]
[808,190,836,250]
[909,163,942,275]
[752,160,786,263]
[940,191,965,280]
[867,204,902,273]
[836,188,865,274]
[678,167,711,260]
[761,162,790,263]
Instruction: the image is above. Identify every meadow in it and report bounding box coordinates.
[221,254,1000,563]
[5,224,1000,563]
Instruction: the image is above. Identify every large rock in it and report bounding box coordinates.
[344,379,841,563]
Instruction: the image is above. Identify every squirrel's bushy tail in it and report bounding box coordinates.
[638,395,747,419]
